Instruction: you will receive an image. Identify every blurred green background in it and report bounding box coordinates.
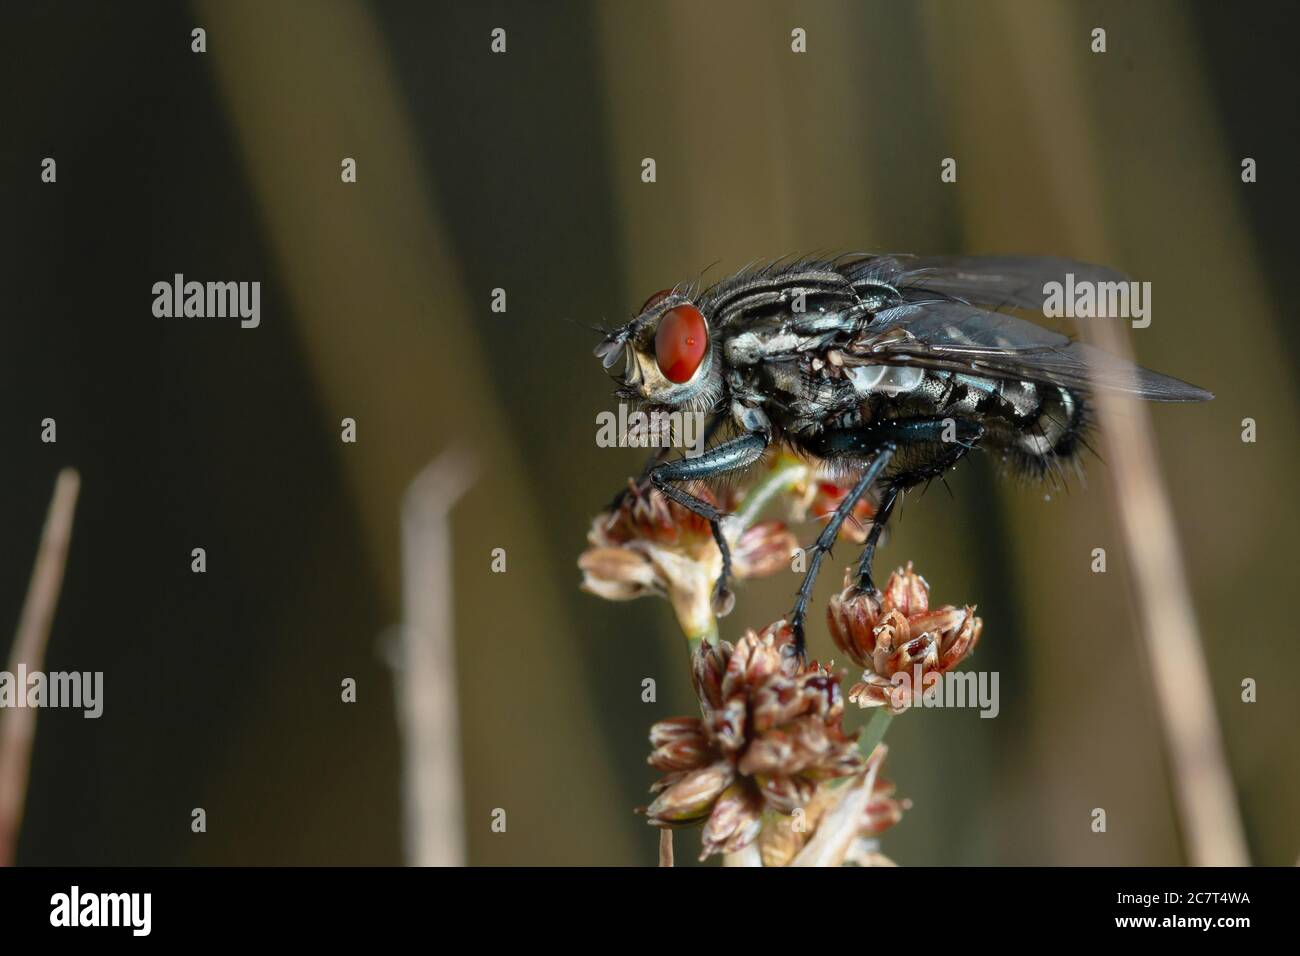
[1,0,1297,865]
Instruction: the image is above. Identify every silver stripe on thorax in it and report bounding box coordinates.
[703,268,855,313]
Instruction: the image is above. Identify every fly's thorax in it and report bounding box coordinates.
[722,327,805,366]
[734,354,857,436]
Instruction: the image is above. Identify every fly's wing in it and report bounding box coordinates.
[847,300,1213,402]
[843,254,1130,312]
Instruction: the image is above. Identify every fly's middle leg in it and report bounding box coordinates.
[853,416,985,593]
[787,441,896,659]
[649,431,769,617]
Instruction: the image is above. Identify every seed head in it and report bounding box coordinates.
[827,563,982,712]
[579,482,797,636]
[642,624,866,859]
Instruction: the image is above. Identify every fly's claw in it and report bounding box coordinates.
[786,622,808,666]
[854,570,879,598]
[711,573,735,617]
[607,475,653,514]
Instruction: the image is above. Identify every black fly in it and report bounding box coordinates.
[593,254,1212,659]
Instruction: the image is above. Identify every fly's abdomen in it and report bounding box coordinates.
[848,365,1089,477]
[1016,384,1081,455]
[981,378,1088,477]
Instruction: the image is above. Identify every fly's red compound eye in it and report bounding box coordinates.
[654,304,708,384]
[640,288,673,313]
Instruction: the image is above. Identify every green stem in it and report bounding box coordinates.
[856,708,894,759]
[730,455,808,531]
[677,456,808,661]
[685,618,718,657]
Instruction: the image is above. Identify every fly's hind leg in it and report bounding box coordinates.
[853,416,984,594]
[786,415,983,660]
[649,431,769,616]
[787,438,897,659]
[851,484,899,596]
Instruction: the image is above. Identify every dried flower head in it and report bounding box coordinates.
[827,563,982,713]
[642,623,865,859]
[756,759,911,867]
[579,481,797,636]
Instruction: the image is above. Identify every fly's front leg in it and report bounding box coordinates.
[853,416,984,594]
[606,414,727,512]
[605,448,670,513]
[788,442,896,659]
[649,431,769,616]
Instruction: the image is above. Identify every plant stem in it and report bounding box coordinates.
[729,454,808,531]
[856,708,894,760]
[680,456,807,658]
[685,618,717,656]
[0,469,80,868]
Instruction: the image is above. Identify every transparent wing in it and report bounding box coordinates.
[848,300,1212,402]
[843,254,1130,312]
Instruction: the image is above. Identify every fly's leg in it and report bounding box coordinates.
[854,417,984,593]
[852,484,899,595]
[787,442,896,659]
[605,448,670,513]
[606,414,727,512]
[649,432,769,616]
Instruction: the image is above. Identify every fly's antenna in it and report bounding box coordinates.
[565,315,631,368]
[562,315,618,337]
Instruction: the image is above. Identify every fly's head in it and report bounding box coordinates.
[594,288,723,414]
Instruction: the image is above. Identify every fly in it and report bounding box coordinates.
[593,254,1213,659]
